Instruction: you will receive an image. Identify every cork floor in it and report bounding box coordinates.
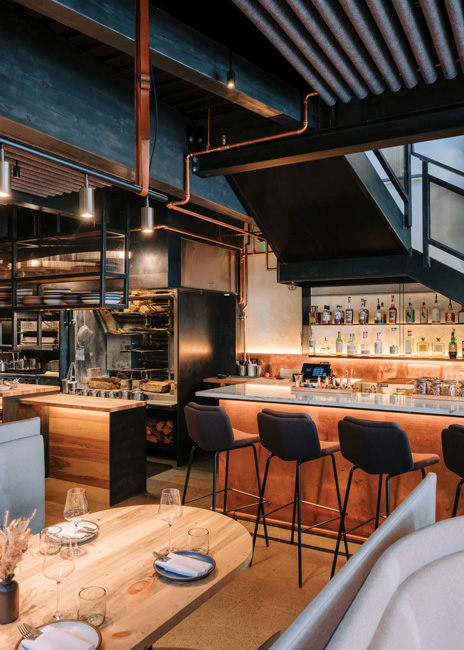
[45,456,351,650]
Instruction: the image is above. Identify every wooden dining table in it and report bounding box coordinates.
[4,505,253,650]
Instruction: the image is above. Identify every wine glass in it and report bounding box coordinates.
[158,488,183,553]
[42,536,75,622]
[63,487,89,557]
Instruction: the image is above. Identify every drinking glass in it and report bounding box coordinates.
[158,488,183,553]
[42,536,75,622]
[63,487,89,557]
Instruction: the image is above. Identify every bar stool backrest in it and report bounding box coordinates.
[442,424,464,479]
[258,408,321,461]
[339,416,414,475]
[184,402,235,451]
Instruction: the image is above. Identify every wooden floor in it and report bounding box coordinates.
[45,456,350,650]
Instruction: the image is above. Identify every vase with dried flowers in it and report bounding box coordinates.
[0,510,35,624]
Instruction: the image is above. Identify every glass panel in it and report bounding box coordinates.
[0,241,12,280]
[106,231,126,274]
[16,231,102,277]
[380,146,406,189]
[430,182,464,256]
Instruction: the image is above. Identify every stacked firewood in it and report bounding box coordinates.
[146,416,174,445]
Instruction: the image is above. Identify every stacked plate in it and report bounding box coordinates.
[22,295,43,307]
[43,288,71,306]
[0,287,11,307]
[81,292,121,305]
[16,288,33,304]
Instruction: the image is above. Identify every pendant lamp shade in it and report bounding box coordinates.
[79,174,94,218]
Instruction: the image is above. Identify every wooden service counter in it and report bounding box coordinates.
[3,393,147,506]
[196,383,464,539]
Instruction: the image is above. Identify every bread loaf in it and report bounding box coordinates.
[88,377,121,390]
[141,380,170,393]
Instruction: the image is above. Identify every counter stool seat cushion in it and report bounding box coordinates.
[232,429,260,449]
[412,452,440,471]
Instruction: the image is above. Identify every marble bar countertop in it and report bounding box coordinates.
[195,383,464,417]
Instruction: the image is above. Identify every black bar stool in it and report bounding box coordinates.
[441,424,464,517]
[331,415,440,577]
[183,402,268,542]
[252,408,348,588]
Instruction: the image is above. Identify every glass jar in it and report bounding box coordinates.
[414,378,427,395]
[430,379,441,396]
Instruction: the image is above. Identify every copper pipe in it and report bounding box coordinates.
[167,91,317,217]
[134,0,151,196]
[168,205,255,235]
[265,243,277,271]
[131,224,242,251]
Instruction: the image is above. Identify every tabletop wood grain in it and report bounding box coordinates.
[18,393,147,412]
[4,505,252,650]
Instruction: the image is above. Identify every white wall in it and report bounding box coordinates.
[246,253,302,353]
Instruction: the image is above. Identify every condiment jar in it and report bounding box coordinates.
[414,378,427,395]
[430,379,441,396]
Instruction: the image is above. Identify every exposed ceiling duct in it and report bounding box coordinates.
[232,0,463,105]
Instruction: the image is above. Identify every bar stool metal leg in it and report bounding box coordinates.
[182,445,197,505]
[331,465,357,579]
[251,444,269,546]
[330,453,350,561]
[251,453,273,564]
[375,474,383,530]
[291,466,299,546]
[297,460,303,588]
[212,452,219,511]
[452,479,464,517]
[223,450,230,513]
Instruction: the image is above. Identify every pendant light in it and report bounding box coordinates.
[78,173,94,218]
[141,196,154,233]
[0,145,11,198]
[227,50,236,88]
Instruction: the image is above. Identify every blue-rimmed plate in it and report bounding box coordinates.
[15,619,102,650]
[153,551,215,582]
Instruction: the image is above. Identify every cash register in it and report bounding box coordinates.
[299,363,331,386]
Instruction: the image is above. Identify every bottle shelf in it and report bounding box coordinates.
[308,354,464,362]
[310,322,463,327]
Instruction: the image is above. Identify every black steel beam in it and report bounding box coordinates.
[14,0,302,125]
[279,249,464,304]
[196,81,464,177]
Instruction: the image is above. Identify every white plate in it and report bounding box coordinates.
[81,299,100,305]
[43,299,65,305]
[0,385,11,391]
[16,619,102,650]
[52,521,99,543]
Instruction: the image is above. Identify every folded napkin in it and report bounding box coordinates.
[21,625,94,650]
[156,552,211,577]
[55,522,97,540]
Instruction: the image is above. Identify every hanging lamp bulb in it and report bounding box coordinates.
[0,145,11,198]
[141,196,154,233]
[79,173,94,218]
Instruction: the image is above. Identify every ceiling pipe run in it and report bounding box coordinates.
[134,0,151,196]
[286,0,370,99]
[445,0,464,74]
[231,0,338,105]
[365,0,419,89]
[257,0,353,102]
[339,0,404,92]
[392,0,438,84]
[420,0,459,79]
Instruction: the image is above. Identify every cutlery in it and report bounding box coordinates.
[152,550,169,562]
[17,623,43,640]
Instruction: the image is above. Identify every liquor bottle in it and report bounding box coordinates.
[381,301,387,324]
[432,294,441,323]
[405,299,415,323]
[322,305,333,325]
[458,305,464,324]
[334,305,344,325]
[404,330,415,356]
[320,336,333,355]
[335,331,343,356]
[374,331,383,355]
[432,338,445,358]
[449,329,457,359]
[345,296,353,324]
[346,333,357,357]
[309,329,316,356]
[417,337,430,358]
[374,298,382,324]
[389,327,399,356]
[360,329,370,355]
[309,306,318,325]
[419,301,428,324]
[358,298,369,324]
[445,299,455,323]
[388,295,397,324]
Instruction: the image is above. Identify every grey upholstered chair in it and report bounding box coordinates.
[0,417,45,533]
[441,423,464,516]
[331,415,439,577]
[253,408,347,588]
[183,402,268,541]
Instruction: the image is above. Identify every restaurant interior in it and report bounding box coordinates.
[0,0,464,648]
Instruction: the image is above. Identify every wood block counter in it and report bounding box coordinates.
[4,393,147,505]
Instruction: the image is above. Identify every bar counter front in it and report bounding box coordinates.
[196,383,463,536]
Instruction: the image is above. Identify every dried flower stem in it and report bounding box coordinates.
[0,510,35,580]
